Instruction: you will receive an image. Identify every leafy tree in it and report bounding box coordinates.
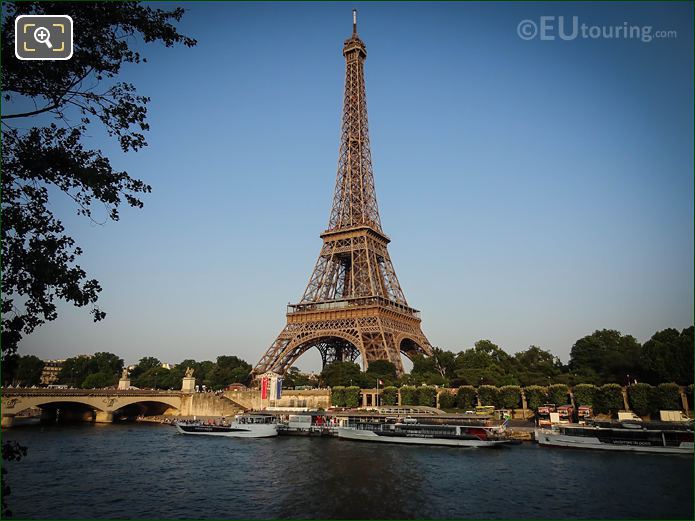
[91,352,123,376]
[381,386,399,406]
[14,355,44,386]
[58,355,94,386]
[477,385,499,407]
[400,386,418,406]
[438,390,456,409]
[417,386,437,407]
[365,360,398,387]
[513,346,564,386]
[1,354,20,386]
[330,386,346,407]
[640,327,694,385]
[133,366,173,390]
[627,383,656,416]
[1,2,195,356]
[81,371,117,389]
[456,386,477,410]
[498,385,521,409]
[548,384,570,405]
[523,385,548,411]
[321,361,362,388]
[595,384,625,414]
[287,366,311,388]
[344,386,361,408]
[411,348,456,384]
[655,383,682,411]
[569,330,641,385]
[454,340,518,386]
[129,356,161,380]
[206,356,251,390]
[572,384,597,407]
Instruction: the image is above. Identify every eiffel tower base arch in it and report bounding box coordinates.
[255,306,432,376]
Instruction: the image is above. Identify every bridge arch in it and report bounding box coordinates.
[2,393,181,426]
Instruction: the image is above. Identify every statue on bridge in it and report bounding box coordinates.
[185,367,194,378]
[121,368,129,380]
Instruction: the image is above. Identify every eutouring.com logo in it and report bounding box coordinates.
[517,16,677,43]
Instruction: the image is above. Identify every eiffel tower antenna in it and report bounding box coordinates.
[253,13,432,377]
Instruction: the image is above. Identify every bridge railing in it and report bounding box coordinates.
[1,388,182,397]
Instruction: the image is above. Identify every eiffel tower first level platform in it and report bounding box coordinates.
[253,12,432,377]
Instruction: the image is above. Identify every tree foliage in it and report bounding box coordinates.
[321,361,362,388]
[81,371,117,389]
[417,386,437,407]
[381,386,399,406]
[331,386,345,407]
[512,346,564,386]
[58,352,123,387]
[640,327,694,385]
[477,385,499,407]
[595,384,624,414]
[572,384,597,406]
[365,360,398,387]
[547,384,570,405]
[627,383,656,416]
[1,2,196,356]
[344,386,361,408]
[456,386,477,410]
[498,385,521,409]
[569,330,641,385]
[437,389,456,409]
[10,355,44,386]
[523,385,548,410]
[400,386,418,406]
[655,383,681,411]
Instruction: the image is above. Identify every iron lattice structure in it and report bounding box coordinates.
[254,13,432,377]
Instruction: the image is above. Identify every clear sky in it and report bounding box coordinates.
[17,2,694,370]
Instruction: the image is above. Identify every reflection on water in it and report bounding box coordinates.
[4,423,693,519]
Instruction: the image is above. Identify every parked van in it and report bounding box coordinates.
[618,411,642,422]
[659,410,691,422]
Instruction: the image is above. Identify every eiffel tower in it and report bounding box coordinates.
[254,11,432,376]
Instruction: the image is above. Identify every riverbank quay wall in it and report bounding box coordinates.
[224,389,331,411]
[177,392,246,417]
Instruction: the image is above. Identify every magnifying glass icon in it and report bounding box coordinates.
[33,26,53,49]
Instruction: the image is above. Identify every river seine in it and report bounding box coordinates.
[4,423,693,519]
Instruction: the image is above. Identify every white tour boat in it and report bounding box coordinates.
[175,413,278,438]
[535,421,694,454]
[338,420,512,447]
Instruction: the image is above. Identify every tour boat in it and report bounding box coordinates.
[337,420,512,447]
[535,421,694,454]
[175,413,278,438]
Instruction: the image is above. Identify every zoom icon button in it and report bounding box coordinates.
[15,15,73,60]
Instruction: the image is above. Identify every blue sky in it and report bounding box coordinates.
[16,2,694,370]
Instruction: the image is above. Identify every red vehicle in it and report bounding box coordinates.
[537,403,557,416]
[578,405,593,423]
[536,403,556,427]
[557,405,574,423]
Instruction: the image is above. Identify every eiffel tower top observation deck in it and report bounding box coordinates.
[253,12,432,376]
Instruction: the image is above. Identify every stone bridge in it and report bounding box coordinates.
[0,388,245,427]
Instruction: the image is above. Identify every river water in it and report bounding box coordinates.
[3,423,693,519]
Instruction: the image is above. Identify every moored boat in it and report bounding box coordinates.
[175,413,278,438]
[338,420,513,447]
[535,420,694,454]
